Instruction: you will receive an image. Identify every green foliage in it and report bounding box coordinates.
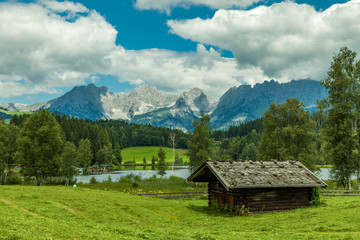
[89,176,97,184]
[319,47,360,189]
[95,143,114,165]
[60,141,77,185]
[213,118,263,141]
[77,138,93,174]
[16,110,63,185]
[241,143,259,160]
[113,142,122,164]
[174,154,183,165]
[0,121,19,184]
[310,187,323,206]
[188,114,215,172]
[259,98,316,169]
[157,146,167,176]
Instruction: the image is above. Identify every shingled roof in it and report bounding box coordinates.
[188,160,327,190]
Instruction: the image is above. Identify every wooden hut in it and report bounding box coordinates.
[188,160,327,213]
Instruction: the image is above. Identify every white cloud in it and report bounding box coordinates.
[108,44,266,97]
[167,0,360,81]
[0,1,261,99]
[134,0,262,14]
[0,1,117,97]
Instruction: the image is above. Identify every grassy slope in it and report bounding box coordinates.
[0,109,33,116]
[122,146,189,163]
[1,186,360,239]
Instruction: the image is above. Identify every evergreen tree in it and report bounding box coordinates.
[259,98,316,169]
[319,47,360,189]
[187,114,214,173]
[157,146,167,176]
[241,143,259,160]
[16,110,63,185]
[61,141,77,186]
[77,138,93,175]
[113,142,122,165]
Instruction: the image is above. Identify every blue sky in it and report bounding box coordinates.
[0,0,356,104]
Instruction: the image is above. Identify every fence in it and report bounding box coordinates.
[321,190,360,196]
[137,191,207,198]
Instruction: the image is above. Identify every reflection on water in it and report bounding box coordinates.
[76,166,191,184]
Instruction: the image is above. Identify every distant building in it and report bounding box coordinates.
[188,160,327,213]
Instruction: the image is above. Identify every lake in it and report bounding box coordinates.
[76,166,191,183]
[76,166,342,184]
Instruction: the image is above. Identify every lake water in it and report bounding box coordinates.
[76,166,348,184]
[76,166,191,183]
[314,168,358,180]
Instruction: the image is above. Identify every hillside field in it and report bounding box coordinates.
[1,185,360,239]
[121,146,189,164]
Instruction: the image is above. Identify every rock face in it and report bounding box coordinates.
[0,79,328,130]
[45,84,109,120]
[131,87,216,131]
[101,84,178,121]
[210,79,328,129]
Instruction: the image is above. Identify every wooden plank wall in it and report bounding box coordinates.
[208,178,311,213]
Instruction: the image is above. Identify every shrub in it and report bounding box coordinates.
[310,187,324,206]
[6,175,23,185]
[89,176,98,184]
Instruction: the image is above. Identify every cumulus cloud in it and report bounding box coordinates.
[167,0,360,81]
[134,0,262,15]
[108,44,266,97]
[0,0,259,99]
[0,0,117,97]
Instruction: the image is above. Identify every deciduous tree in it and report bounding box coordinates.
[319,47,360,189]
[61,141,77,186]
[187,114,214,173]
[259,98,316,169]
[16,110,63,185]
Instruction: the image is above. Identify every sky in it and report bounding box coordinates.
[0,0,357,104]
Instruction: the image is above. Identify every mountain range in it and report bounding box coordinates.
[0,79,328,130]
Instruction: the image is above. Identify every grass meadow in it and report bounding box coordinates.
[1,185,360,239]
[121,146,189,164]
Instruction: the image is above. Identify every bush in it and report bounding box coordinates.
[89,176,98,184]
[310,187,323,206]
[5,175,23,185]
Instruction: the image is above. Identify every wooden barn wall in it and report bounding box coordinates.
[208,178,312,213]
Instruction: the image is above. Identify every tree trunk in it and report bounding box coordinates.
[348,176,352,190]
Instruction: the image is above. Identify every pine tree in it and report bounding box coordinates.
[157,146,167,176]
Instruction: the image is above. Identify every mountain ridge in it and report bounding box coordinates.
[0,79,328,130]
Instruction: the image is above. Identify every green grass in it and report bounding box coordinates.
[316,165,334,168]
[122,146,189,163]
[0,109,33,116]
[1,186,360,239]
